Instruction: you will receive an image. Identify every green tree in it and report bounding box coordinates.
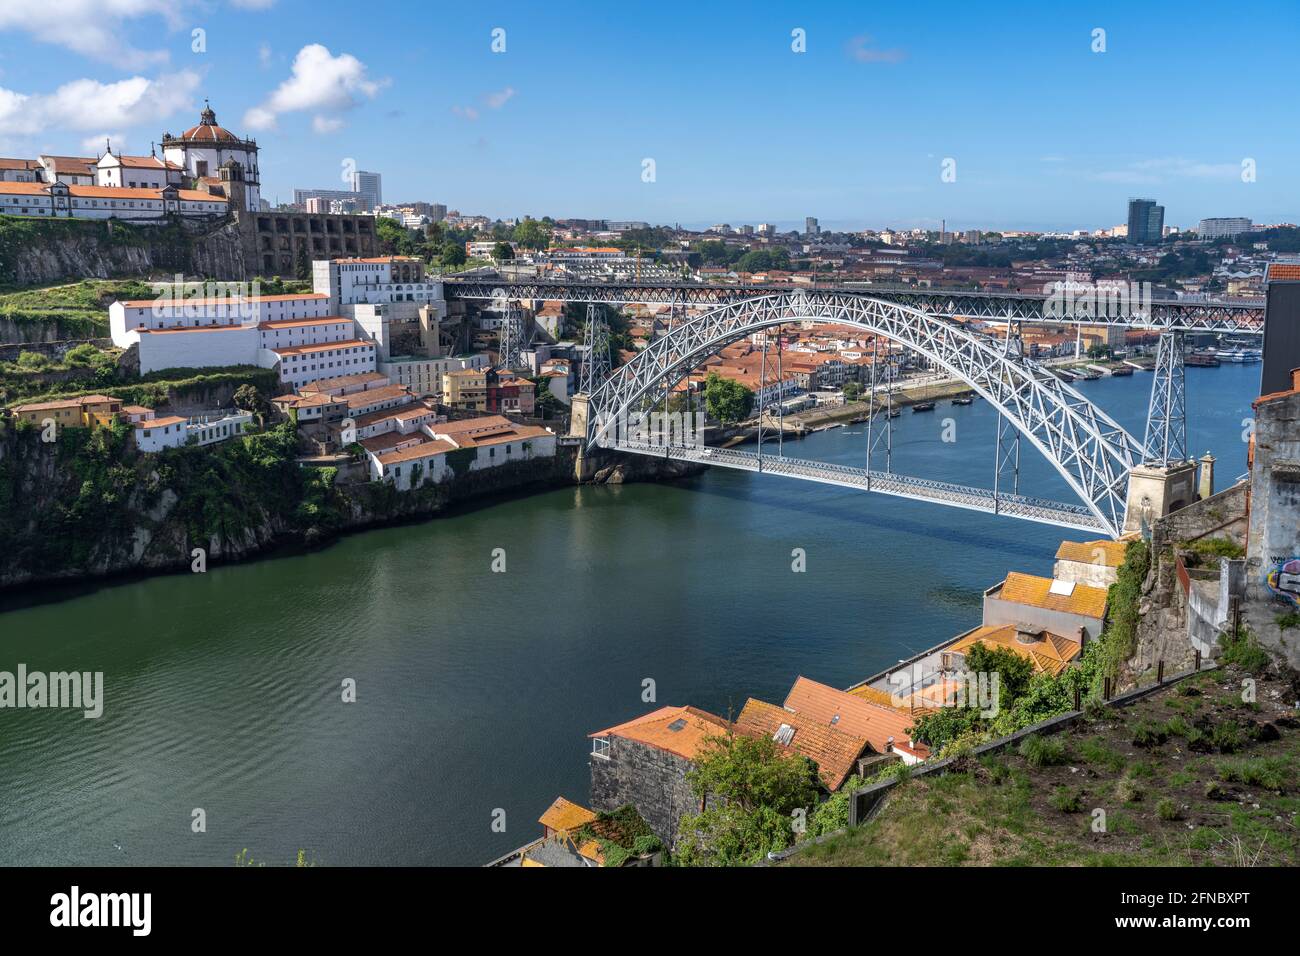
[674,732,820,866]
[512,219,552,251]
[232,383,269,425]
[295,244,311,281]
[492,241,515,261]
[842,382,862,402]
[375,217,412,255]
[703,372,754,424]
[439,243,467,269]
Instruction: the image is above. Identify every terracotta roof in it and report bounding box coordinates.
[782,676,928,760]
[0,181,221,202]
[258,316,350,330]
[735,698,870,791]
[588,705,730,761]
[343,384,412,410]
[356,401,436,429]
[1267,263,1300,282]
[538,797,597,834]
[300,372,389,393]
[990,571,1108,619]
[120,293,327,308]
[270,338,374,357]
[846,684,936,716]
[12,394,119,412]
[0,157,39,171]
[376,439,456,466]
[104,154,183,171]
[40,155,97,175]
[1055,539,1127,568]
[332,256,421,264]
[136,415,185,428]
[947,624,1082,677]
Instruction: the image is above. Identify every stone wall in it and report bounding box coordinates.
[589,738,701,848]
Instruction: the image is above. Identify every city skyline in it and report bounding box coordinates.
[0,1,1297,230]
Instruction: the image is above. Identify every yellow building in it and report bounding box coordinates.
[10,394,123,429]
[441,368,487,410]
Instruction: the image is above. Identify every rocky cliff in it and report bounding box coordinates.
[0,216,246,290]
[0,423,701,592]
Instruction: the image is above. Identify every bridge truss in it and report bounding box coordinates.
[581,291,1147,538]
[443,277,1264,333]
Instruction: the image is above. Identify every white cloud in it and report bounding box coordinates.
[258,42,273,69]
[312,115,343,134]
[81,133,127,155]
[1087,158,1242,185]
[243,44,385,131]
[484,87,515,109]
[453,87,516,122]
[0,71,200,139]
[846,35,906,64]
[231,0,277,9]
[0,1,182,71]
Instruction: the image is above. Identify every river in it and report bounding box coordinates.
[0,362,1262,865]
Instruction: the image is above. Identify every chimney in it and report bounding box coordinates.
[1198,452,1215,500]
[1078,625,1088,652]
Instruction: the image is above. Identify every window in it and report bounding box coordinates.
[591,738,611,760]
[773,724,796,746]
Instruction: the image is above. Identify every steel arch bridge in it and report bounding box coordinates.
[579,290,1147,539]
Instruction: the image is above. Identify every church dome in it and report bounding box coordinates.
[176,103,244,144]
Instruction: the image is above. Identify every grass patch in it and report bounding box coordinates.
[1018,734,1068,767]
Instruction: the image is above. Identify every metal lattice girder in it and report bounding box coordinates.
[580,303,611,394]
[451,279,1264,333]
[1144,331,1188,466]
[614,441,1108,535]
[499,306,525,371]
[584,291,1146,539]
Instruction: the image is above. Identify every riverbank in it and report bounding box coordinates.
[0,423,701,595]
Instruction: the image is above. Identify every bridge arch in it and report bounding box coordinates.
[583,290,1145,538]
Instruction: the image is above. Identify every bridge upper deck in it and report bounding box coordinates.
[442,276,1264,333]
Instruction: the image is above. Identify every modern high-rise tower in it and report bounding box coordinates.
[1127,198,1165,244]
[351,170,382,211]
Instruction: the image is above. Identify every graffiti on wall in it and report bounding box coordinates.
[1265,557,1300,606]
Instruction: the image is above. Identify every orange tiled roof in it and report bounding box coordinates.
[947,624,1082,677]
[734,697,870,791]
[375,439,456,466]
[589,705,730,761]
[992,571,1108,619]
[782,676,928,760]
[538,797,597,834]
[271,338,373,357]
[120,292,328,308]
[1267,263,1300,282]
[845,683,936,715]
[0,181,221,202]
[1055,539,1127,568]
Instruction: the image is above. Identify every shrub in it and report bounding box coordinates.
[1217,757,1290,791]
[1210,721,1245,754]
[1082,696,1109,721]
[1018,733,1068,767]
[1131,720,1168,748]
[1115,775,1144,803]
[1052,786,1084,813]
[1218,629,1271,674]
[1078,737,1126,773]
[1156,798,1183,821]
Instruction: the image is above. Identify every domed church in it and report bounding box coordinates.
[161,101,261,211]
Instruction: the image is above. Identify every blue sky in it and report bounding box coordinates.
[1,0,1296,231]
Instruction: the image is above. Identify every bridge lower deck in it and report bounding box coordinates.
[606,440,1111,536]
